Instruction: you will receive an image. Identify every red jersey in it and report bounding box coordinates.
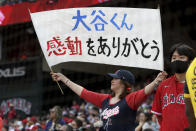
[151,75,189,131]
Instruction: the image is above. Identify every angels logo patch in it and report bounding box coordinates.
[101,106,120,119]
[163,93,185,109]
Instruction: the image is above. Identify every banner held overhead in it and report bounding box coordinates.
[30,7,163,71]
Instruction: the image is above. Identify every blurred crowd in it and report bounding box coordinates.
[0,99,159,131]
[0,78,160,131]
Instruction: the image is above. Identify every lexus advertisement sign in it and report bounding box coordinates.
[0,57,42,116]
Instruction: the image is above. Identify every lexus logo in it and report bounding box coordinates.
[0,67,26,78]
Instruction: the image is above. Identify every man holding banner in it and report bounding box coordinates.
[184,57,196,131]
[51,70,167,131]
[151,43,195,131]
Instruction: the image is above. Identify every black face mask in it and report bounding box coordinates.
[170,60,189,74]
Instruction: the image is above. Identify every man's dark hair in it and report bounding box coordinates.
[169,42,195,62]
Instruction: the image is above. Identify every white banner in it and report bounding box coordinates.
[30,7,163,70]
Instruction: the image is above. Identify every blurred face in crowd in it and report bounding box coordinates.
[71,120,78,129]
[139,112,146,122]
[171,50,188,62]
[50,108,56,120]
[10,106,14,110]
[111,78,125,92]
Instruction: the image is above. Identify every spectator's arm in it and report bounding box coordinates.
[81,89,109,108]
[51,72,83,96]
[135,123,143,131]
[144,72,167,95]
[135,120,145,131]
